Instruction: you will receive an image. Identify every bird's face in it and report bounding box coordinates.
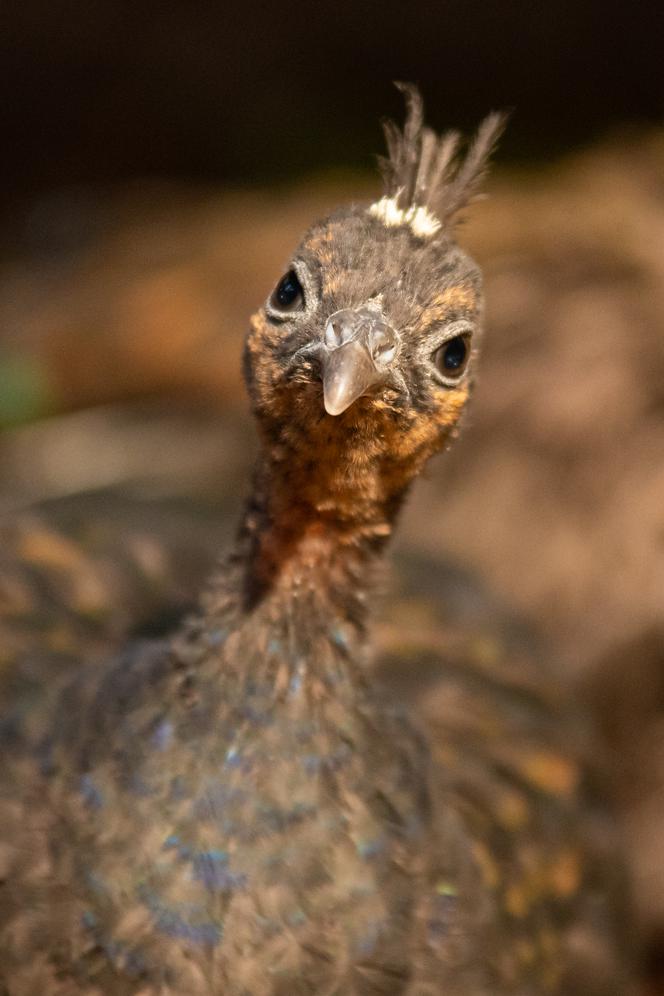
[244,206,483,486]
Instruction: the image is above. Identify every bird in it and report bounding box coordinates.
[0,85,634,995]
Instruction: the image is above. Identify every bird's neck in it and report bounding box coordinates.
[191,448,410,683]
[236,448,407,609]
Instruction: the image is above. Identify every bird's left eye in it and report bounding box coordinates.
[269,270,304,313]
[433,334,470,379]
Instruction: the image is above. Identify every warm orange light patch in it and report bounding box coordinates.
[18,527,87,574]
[496,789,530,832]
[504,881,531,918]
[518,751,580,799]
[547,848,581,898]
[320,267,344,295]
[418,285,478,330]
[433,385,470,425]
[304,225,343,278]
[472,839,501,890]
[514,938,537,967]
[303,229,332,251]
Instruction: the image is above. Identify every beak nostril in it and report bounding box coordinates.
[374,343,396,364]
[369,328,397,365]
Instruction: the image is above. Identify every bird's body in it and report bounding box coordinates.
[0,89,633,994]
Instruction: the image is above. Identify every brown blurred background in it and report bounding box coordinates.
[1,0,664,982]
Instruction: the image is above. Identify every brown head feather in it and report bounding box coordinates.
[378,82,506,225]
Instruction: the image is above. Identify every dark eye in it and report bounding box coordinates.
[433,335,470,378]
[270,269,304,312]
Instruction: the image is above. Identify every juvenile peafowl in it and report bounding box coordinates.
[0,86,634,995]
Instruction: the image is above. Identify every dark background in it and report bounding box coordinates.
[2,0,663,204]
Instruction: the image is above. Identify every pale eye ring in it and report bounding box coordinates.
[433,334,470,379]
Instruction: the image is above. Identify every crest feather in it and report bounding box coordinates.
[378,83,506,227]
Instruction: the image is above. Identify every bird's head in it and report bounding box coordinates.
[244,87,504,516]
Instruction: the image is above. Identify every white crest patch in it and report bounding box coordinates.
[367,195,441,238]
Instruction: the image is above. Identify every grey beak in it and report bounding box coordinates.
[320,307,398,416]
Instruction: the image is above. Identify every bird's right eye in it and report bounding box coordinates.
[269,270,304,313]
[433,334,470,379]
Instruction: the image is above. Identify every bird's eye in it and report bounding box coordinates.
[269,270,304,313]
[433,335,470,379]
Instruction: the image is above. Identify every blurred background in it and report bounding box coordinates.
[1,0,663,983]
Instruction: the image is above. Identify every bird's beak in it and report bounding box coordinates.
[320,307,398,416]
